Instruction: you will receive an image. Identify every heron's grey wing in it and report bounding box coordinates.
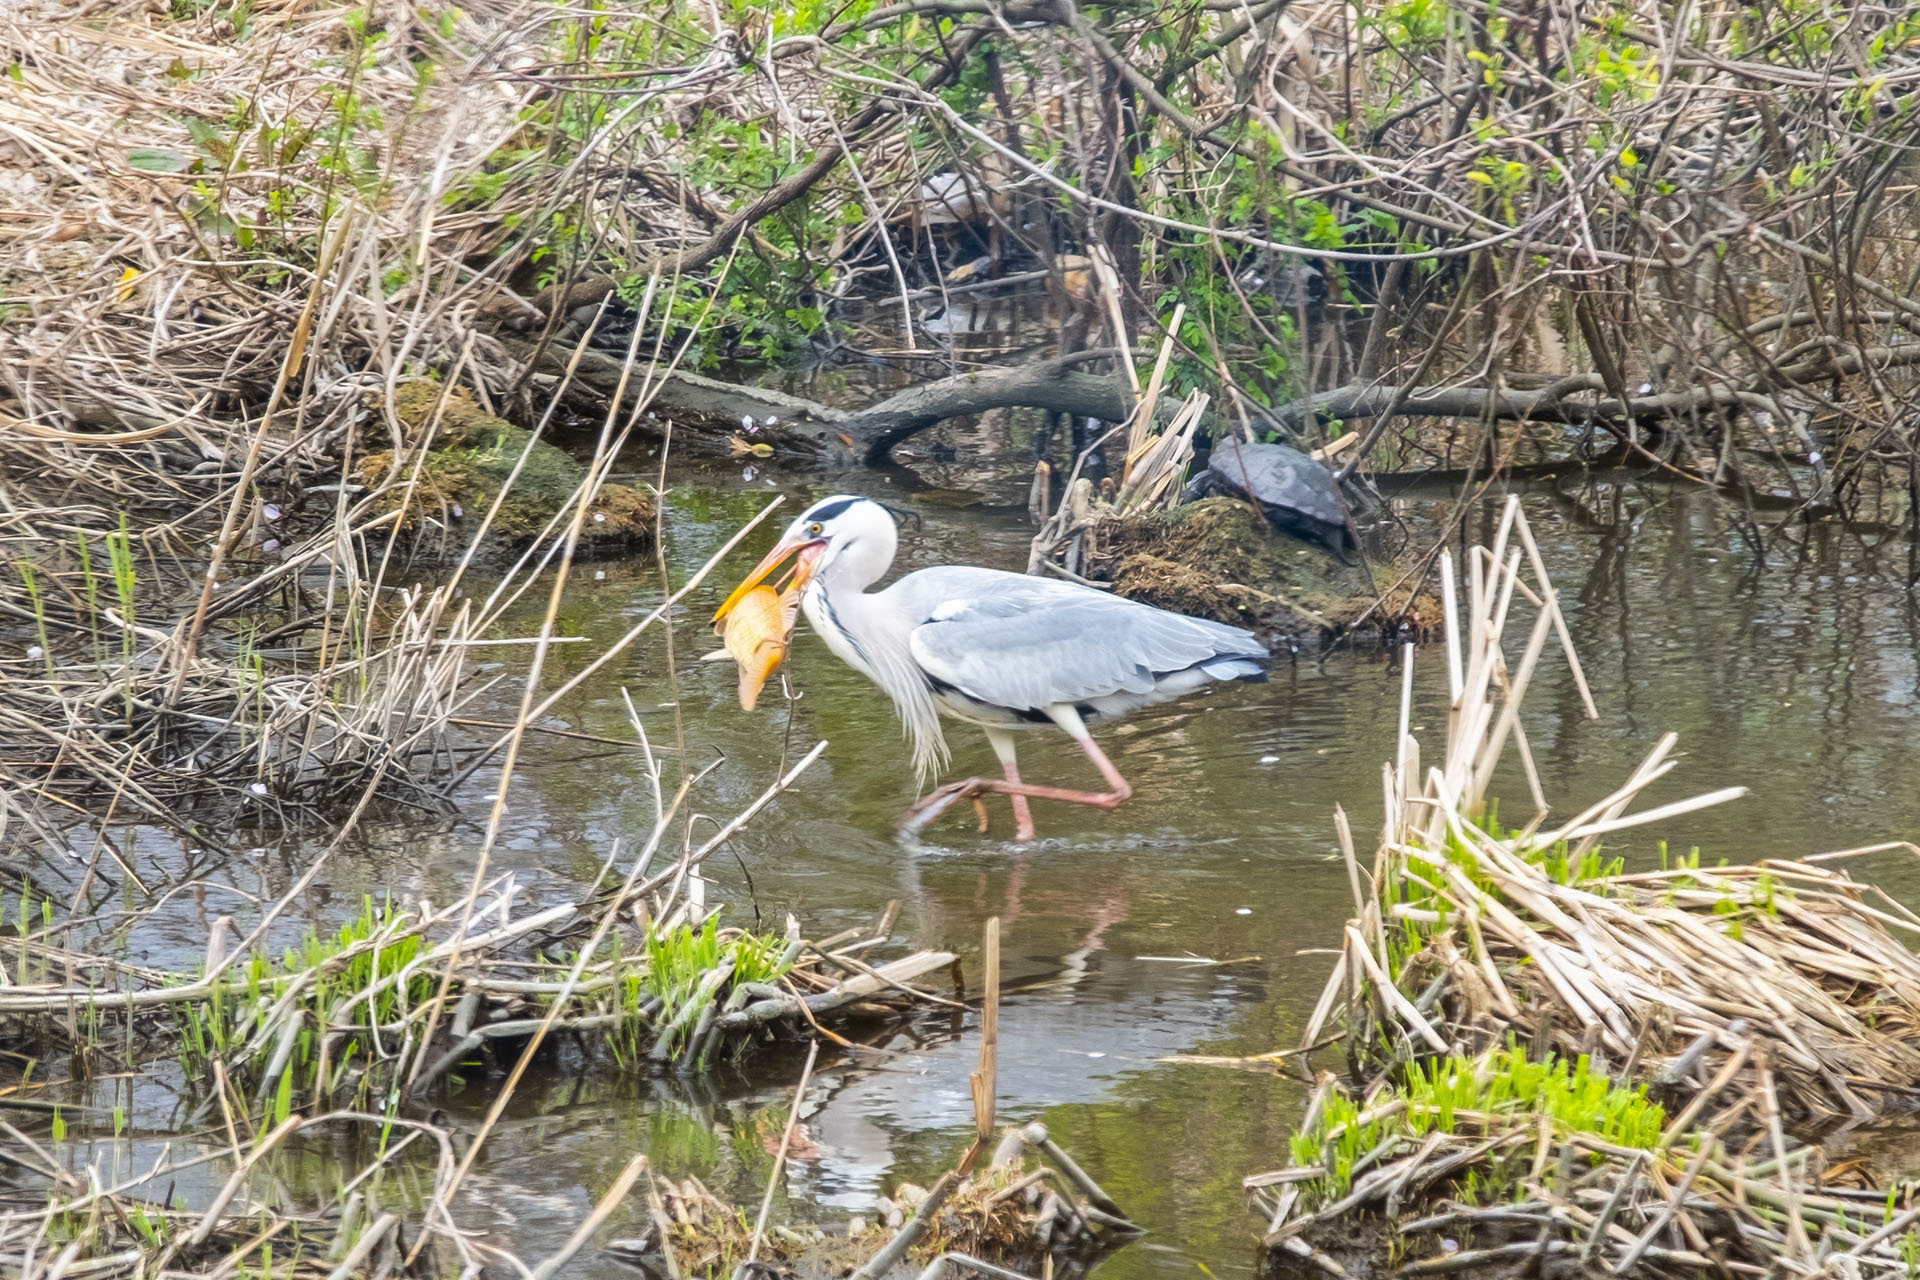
[899,571,1266,711]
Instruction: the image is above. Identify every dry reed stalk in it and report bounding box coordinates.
[1253,501,1920,1279]
[0,792,960,1280]
[840,919,1135,1280]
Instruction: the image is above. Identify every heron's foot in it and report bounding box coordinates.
[900,732,1133,842]
[898,778,995,840]
[898,778,1037,842]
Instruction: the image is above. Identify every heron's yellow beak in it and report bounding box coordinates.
[712,537,824,623]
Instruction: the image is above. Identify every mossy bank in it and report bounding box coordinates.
[1092,499,1439,646]
[358,381,654,559]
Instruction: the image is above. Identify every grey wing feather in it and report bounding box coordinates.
[895,568,1266,711]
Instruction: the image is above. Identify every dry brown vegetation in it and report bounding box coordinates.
[6,0,1920,1277]
[1252,502,1920,1280]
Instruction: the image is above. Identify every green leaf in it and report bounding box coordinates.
[189,202,242,237]
[128,148,191,173]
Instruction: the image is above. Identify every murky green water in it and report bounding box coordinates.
[47,450,1920,1279]
[305,455,1920,1278]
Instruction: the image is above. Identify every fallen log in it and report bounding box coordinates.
[838,357,1132,463]
[508,338,1136,462]
[1270,340,1920,432]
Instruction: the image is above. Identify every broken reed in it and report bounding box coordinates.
[1255,498,1920,1278]
[0,535,475,839]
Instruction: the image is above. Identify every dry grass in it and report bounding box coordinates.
[0,0,745,850]
[1252,498,1920,1278]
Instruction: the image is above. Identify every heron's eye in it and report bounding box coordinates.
[808,522,824,535]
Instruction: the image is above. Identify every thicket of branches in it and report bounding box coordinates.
[478,0,1920,516]
[12,0,1919,466]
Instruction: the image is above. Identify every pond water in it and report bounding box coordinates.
[45,421,1920,1279]
[316,451,1920,1277]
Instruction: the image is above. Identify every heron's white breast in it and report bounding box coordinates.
[800,583,876,682]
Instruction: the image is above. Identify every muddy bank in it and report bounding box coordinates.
[1092,499,1438,645]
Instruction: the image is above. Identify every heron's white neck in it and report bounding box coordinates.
[798,516,949,785]
[799,517,899,676]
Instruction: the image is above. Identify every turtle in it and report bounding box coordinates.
[1182,438,1355,555]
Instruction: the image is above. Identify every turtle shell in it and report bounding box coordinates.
[1199,440,1346,532]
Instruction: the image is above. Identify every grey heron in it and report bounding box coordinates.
[713,495,1269,841]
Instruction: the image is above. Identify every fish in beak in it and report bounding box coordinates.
[708,536,822,711]
[705,585,801,710]
[712,536,824,623]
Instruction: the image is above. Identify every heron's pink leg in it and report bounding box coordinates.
[987,728,1036,842]
[897,721,1133,840]
[899,733,1039,841]
[1000,758,1036,841]
[1071,732,1134,799]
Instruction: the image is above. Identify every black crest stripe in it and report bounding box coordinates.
[804,496,863,524]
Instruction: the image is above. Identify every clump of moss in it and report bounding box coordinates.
[1091,498,1438,644]
[357,380,653,555]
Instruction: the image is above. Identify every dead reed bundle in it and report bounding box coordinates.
[0,568,481,845]
[1252,496,1920,1278]
[1024,385,1206,583]
[1025,310,1210,581]
[615,1122,1129,1280]
[1259,1048,1920,1280]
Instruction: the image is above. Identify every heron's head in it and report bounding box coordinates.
[712,495,895,622]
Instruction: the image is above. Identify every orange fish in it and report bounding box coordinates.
[706,584,799,710]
